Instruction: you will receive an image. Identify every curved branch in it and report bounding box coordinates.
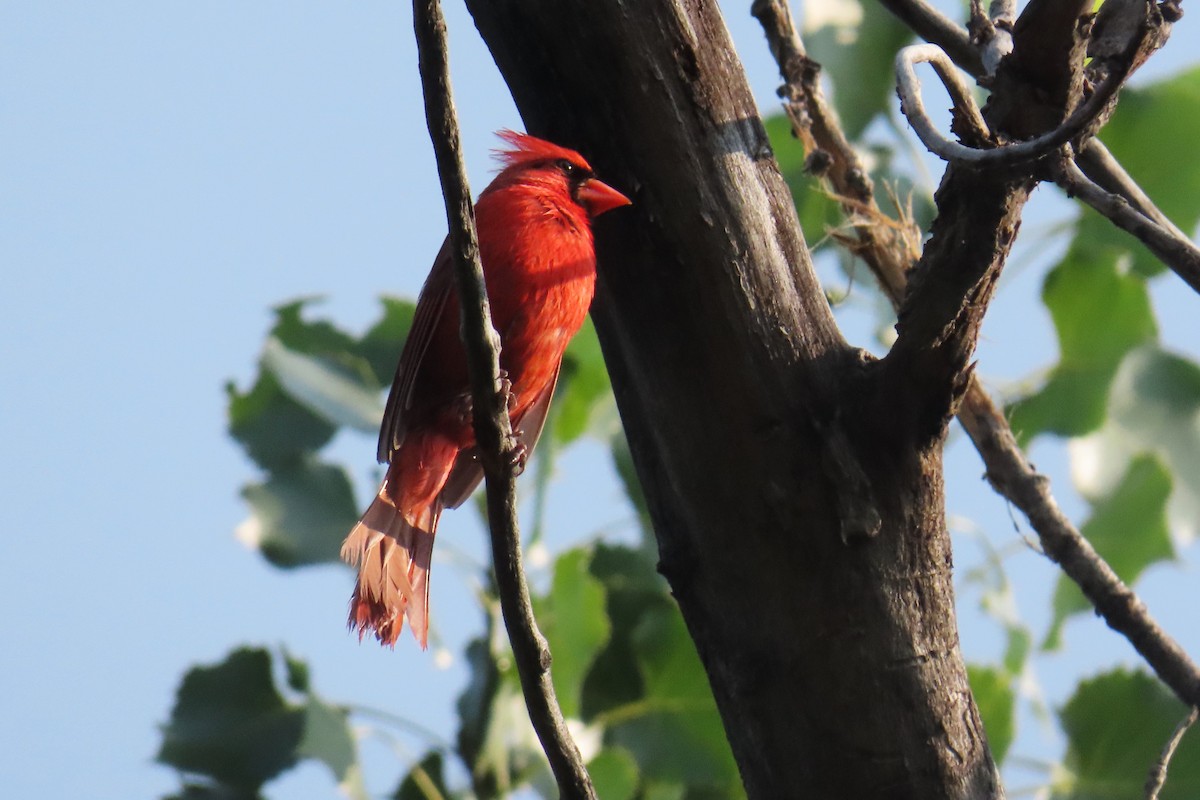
[411,2,597,797]
[895,43,1128,166]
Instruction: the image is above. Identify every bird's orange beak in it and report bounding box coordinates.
[577,178,632,218]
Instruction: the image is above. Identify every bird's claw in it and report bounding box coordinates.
[509,438,529,475]
[497,369,518,412]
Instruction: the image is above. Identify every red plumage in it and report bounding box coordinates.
[340,131,631,648]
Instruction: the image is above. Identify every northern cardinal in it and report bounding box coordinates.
[340,131,631,648]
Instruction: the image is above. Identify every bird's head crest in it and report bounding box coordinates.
[493,130,592,172]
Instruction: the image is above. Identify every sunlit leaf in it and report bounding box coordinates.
[1009,250,1156,442]
[1054,669,1200,798]
[262,337,382,433]
[1071,345,1200,545]
[1044,456,1173,649]
[238,459,359,568]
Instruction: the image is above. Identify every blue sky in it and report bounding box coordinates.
[3,3,1198,798]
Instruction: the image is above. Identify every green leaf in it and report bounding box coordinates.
[610,431,653,538]
[1055,669,1200,799]
[1096,67,1200,277]
[587,747,640,800]
[1044,455,1173,649]
[158,648,305,791]
[298,697,366,800]
[261,337,382,433]
[805,0,913,138]
[609,605,741,793]
[1071,346,1200,546]
[227,373,336,472]
[393,752,453,800]
[763,113,842,249]
[967,665,1015,764]
[582,544,665,719]
[238,459,360,568]
[357,296,417,386]
[535,548,611,720]
[1009,249,1156,442]
[552,318,615,446]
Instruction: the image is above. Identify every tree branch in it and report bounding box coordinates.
[1077,139,1189,239]
[757,0,1200,712]
[958,391,1200,710]
[1053,154,1200,294]
[1145,706,1199,800]
[411,2,597,797]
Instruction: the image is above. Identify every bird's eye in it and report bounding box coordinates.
[556,158,577,176]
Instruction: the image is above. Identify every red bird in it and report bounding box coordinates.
[340,131,631,648]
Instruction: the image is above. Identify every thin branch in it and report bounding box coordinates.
[411,2,597,798]
[1054,154,1200,293]
[1145,706,1199,800]
[756,0,1200,712]
[1078,140,1190,241]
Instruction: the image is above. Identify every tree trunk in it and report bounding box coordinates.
[465,1,1003,796]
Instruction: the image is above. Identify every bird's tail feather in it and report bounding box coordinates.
[340,487,442,649]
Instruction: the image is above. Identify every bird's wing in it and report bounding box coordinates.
[377,239,454,464]
[440,362,562,509]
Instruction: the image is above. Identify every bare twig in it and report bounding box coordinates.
[411,2,597,797]
[756,0,1200,712]
[1145,706,1199,800]
[1054,154,1200,294]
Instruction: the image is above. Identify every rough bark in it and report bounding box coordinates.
[463,2,1000,797]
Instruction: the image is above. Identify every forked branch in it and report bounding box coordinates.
[755,0,1200,709]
